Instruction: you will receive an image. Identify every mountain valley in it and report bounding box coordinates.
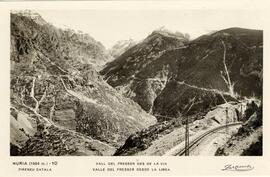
[10,11,263,156]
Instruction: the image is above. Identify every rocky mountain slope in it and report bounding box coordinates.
[215,101,262,156]
[114,101,245,156]
[101,29,189,113]
[10,11,262,156]
[153,28,262,120]
[101,28,262,122]
[12,10,112,70]
[103,28,262,156]
[10,12,156,156]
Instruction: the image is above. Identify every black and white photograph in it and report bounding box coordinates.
[1,0,270,176]
[10,8,263,156]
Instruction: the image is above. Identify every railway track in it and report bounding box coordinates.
[176,122,242,156]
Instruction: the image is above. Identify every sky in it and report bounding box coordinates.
[36,9,263,49]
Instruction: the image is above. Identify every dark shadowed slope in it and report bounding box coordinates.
[153,27,262,120]
[101,29,189,112]
[101,27,262,122]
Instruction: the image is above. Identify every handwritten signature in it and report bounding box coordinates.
[222,164,254,172]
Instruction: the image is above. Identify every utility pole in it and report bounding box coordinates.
[225,107,229,133]
[183,96,195,156]
[185,116,189,156]
[240,104,243,121]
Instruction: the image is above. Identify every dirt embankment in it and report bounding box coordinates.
[216,101,262,156]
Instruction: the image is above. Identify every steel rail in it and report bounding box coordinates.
[176,122,242,156]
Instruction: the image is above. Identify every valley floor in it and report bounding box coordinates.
[116,100,262,156]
